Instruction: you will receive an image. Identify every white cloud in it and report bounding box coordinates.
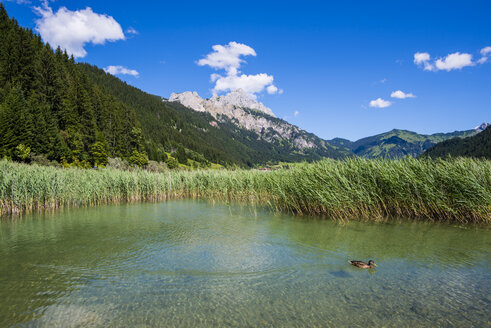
[435,52,473,71]
[477,57,488,64]
[414,52,430,64]
[369,98,392,108]
[126,27,138,35]
[34,4,125,58]
[210,73,221,82]
[414,52,434,71]
[104,65,139,77]
[294,110,299,117]
[380,78,387,83]
[266,85,278,94]
[413,50,489,71]
[198,41,281,98]
[391,90,416,99]
[213,73,275,97]
[197,41,256,76]
[478,46,491,64]
[480,46,491,56]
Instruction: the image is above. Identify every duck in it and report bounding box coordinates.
[348,260,377,269]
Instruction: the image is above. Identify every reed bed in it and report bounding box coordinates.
[0,158,489,224]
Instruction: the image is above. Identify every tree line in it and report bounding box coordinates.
[0,4,149,167]
[422,126,490,159]
[0,4,349,169]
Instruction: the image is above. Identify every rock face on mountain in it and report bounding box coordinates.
[168,89,275,116]
[168,91,207,112]
[168,89,320,149]
[475,122,490,133]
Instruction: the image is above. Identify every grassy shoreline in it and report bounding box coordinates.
[0,158,489,224]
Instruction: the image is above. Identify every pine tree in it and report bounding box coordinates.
[128,150,149,168]
[175,145,187,164]
[0,84,24,157]
[90,141,108,167]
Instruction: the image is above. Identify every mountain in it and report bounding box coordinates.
[167,90,348,154]
[169,90,275,117]
[328,128,480,159]
[474,122,491,133]
[422,126,491,159]
[81,65,349,166]
[0,4,487,168]
[0,4,143,166]
[167,89,487,161]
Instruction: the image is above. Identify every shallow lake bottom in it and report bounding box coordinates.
[0,200,490,327]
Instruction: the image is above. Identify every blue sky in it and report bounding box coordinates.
[2,0,490,140]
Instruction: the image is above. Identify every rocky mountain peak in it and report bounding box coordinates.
[166,89,320,150]
[474,122,490,132]
[167,89,275,117]
[209,89,276,117]
[168,91,206,112]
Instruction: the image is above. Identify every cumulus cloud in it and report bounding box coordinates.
[478,46,491,64]
[294,110,299,117]
[369,98,392,108]
[104,65,139,77]
[435,52,474,71]
[391,90,416,99]
[414,52,430,64]
[34,4,125,58]
[481,46,491,56]
[198,41,256,76]
[413,49,489,71]
[198,41,281,98]
[477,57,488,64]
[266,85,278,94]
[213,73,275,97]
[414,52,434,71]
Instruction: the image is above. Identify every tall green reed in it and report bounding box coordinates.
[0,158,489,223]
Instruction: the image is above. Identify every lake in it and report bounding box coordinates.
[0,200,490,327]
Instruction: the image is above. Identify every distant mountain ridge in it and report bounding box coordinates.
[422,126,491,159]
[329,128,482,159]
[167,89,486,160]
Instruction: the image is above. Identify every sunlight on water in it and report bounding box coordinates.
[0,200,490,327]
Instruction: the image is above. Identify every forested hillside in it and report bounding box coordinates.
[329,128,477,159]
[80,64,348,166]
[0,4,349,168]
[0,4,145,167]
[422,126,491,159]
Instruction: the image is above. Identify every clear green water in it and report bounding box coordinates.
[0,200,490,327]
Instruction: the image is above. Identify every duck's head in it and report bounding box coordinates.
[368,260,378,267]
